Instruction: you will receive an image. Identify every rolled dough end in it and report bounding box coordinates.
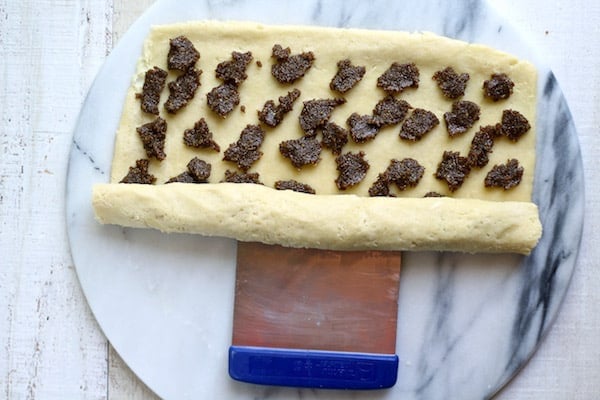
[92,183,542,255]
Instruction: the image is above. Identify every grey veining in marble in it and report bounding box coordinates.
[66,0,584,399]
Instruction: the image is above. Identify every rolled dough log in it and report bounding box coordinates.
[93,183,541,254]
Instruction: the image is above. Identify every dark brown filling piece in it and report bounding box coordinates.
[258,88,301,127]
[223,124,265,171]
[167,36,200,71]
[467,125,500,168]
[279,136,322,169]
[274,180,316,194]
[483,73,514,101]
[384,158,425,190]
[500,109,530,141]
[136,117,167,161]
[321,122,349,155]
[183,118,220,152]
[215,51,253,86]
[335,151,369,190]
[166,157,212,184]
[138,66,167,115]
[298,98,345,135]
[434,150,471,192]
[187,157,211,181]
[399,108,440,141]
[347,113,380,143]
[207,52,253,118]
[368,158,424,196]
[368,174,393,197]
[165,171,197,184]
[377,62,420,94]
[432,67,470,99]
[329,59,366,93]
[120,159,156,184]
[485,159,523,190]
[424,191,445,198]
[164,67,201,114]
[372,96,411,126]
[271,44,315,84]
[444,100,481,136]
[223,170,262,184]
[206,83,240,118]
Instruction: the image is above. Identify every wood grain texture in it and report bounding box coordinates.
[108,3,160,400]
[108,347,157,400]
[112,0,155,45]
[0,0,598,399]
[0,0,113,398]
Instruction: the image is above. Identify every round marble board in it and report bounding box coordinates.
[66,0,584,399]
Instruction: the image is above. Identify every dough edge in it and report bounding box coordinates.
[93,183,542,255]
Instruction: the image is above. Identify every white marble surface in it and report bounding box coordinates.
[2,0,599,399]
[66,1,583,399]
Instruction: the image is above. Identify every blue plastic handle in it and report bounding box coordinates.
[228,345,398,390]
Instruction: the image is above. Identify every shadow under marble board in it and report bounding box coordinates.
[66,0,584,399]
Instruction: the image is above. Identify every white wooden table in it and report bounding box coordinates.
[1,1,598,398]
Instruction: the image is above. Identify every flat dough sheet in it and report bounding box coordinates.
[94,21,541,254]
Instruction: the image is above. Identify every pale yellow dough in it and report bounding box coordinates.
[94,20,542,254]
[93,183,541,255]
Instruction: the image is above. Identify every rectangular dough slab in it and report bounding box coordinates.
[94,20,541,254]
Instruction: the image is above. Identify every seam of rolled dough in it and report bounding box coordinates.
[93,183,542,255]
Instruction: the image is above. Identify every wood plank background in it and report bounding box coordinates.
[1,0,598,398]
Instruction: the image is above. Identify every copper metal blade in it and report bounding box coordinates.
[232,242,401,354]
